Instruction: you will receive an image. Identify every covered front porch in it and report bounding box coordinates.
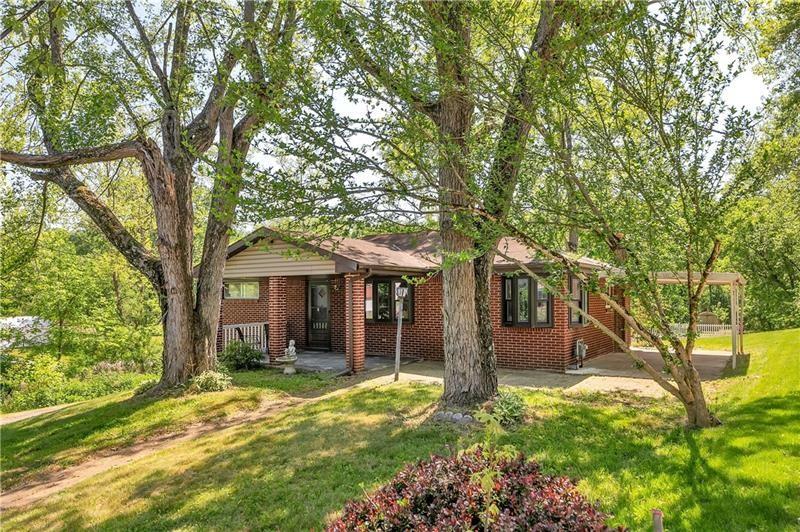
[218,272,371,373]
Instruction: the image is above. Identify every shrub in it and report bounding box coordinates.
[0,350,159,412]
[489,390,526,427]
[219,341,263,370]
[189,370,232,393]
[0,356,68,411]
[328,446,619,531]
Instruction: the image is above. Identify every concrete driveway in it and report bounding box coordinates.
[566,347,733,380]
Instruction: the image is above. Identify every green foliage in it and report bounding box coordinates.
[219,341,264,371]
[189,371,232,393]
[0,351,157,412]
[1,228,161,369]
[487,391,526,428]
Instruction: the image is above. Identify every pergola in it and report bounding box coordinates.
[655,271,746,368]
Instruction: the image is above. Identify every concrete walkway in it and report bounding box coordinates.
[567,347,732,380]
[295,351,413,373]
[385,360,672,398]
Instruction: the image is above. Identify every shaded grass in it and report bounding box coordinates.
[1,368,333,489]
[3,329,798,530]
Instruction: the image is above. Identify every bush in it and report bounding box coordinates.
[0,355,68,411]
[489,391,526,427]
[189,370,232,393]
[0,351,158,412]
[219,341,263,370]
[328,446,619,531]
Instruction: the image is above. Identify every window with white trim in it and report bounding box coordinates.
[223,280,260,300]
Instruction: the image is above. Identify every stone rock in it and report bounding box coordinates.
[459,414,474,424]
[452,412,463,422]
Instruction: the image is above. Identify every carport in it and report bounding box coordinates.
[654,271,746,368]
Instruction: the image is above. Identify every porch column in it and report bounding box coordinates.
[730,282,739,368]
[268,276,288,363]
[345,273,366,373]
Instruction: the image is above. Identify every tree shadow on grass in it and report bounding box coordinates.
[6,385,798,531]
[1,390,261,488]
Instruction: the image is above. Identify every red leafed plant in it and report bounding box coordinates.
[327,445,623,531]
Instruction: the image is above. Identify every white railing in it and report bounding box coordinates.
[222,322,268,353]
[669,323,733,337]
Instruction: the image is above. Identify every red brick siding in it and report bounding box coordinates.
[219,277,270,326]
[216,277,270,351]
[286,277,307,348]
[267,277,288,361]
[365,274,445,360]
[218,272,622,372]
[565,279,619,366]
[330,276,346,353]
[491,275,571,371]
[345,274,366,372]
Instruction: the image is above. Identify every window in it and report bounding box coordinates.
[366,278,413,323]
[569,275,589,325]
[223,279,259,299]
[502,275,551,327]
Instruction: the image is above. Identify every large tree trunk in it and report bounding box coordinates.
[437,98,495,406]
[474,252,498,394]
[430,2,496,407]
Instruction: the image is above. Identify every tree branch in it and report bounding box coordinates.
[332,4,440,120]
[1,140,143,169]
[31,169,163,289]
[124,0,172,103]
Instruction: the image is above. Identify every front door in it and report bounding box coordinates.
[308,279,330,349]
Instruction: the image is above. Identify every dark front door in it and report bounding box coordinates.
[308,279,330,349]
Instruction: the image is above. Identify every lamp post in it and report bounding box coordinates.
[394,285,408,382]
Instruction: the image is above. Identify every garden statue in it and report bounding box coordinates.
[276,339,298,375]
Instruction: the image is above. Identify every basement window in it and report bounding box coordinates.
[223,280,260,300]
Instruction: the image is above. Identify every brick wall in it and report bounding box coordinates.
[565,279,619,367]
[286,277,307,348]
[344,273,366,372]
[360,273,619,371]
[218,271,621,372]
[330,276,346,353]
[490,275,571,371]
[216,277,270,351]
[364,273,445,360]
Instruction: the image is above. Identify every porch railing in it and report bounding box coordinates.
[668,323,733,337]
[637,323,734,341]
[222,322,269,353]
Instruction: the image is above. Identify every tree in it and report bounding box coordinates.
[272,0,639,406]
[721,0,800,331]
[1,1,298,388]
[496,0,756,427]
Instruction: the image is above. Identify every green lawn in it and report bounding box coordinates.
[1,369,333,489]
[3,329,798,530]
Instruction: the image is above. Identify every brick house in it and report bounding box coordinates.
[217,227,628,373]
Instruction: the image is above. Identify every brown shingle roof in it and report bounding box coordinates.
[226,227,614,273]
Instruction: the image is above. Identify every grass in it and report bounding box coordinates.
[3,329,798,530]
[1,368,333,489]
